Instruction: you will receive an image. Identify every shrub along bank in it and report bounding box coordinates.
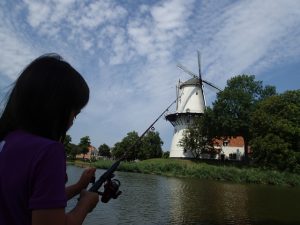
[70,158,300,187]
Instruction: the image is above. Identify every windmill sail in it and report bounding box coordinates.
[177,53,222,92]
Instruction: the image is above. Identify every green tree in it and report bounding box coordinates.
[139,131,163,160]
[62,135,81,160]
[250,90,300,171]
[162,151,170,158]
[179,115,216,158]
[98,144,111,158]
[111,131,164,161]
[69,143,81,159]
[63,134,72,157]
[250,134,296,170]
[211,75,276,161]
[79,136,91,156]
[112,131,140,161]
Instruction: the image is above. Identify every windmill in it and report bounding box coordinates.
[165,51,221,158]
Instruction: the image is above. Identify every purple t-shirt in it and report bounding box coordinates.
[0,130,67,225]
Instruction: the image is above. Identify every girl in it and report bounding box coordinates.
[0,54,99,225]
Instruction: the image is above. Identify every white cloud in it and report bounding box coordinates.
[0,4,37,81]
[151,0,192,31]
[24,0,50,27]
[22,0,195,64]
[23,0,128,53]
[194,0,300,86]
[109,29,133,65]
[127,0,195,63]
[74,1,127,29]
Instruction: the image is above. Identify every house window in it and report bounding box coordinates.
[223,141,229,146]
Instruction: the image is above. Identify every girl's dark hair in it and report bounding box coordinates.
[0,53,89,141]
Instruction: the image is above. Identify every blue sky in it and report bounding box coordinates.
[0,0,299,150]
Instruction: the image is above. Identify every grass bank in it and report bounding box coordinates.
[70,158,300,187]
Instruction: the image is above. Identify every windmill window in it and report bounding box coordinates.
[196,92,198,95]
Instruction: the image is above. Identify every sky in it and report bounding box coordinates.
[0,0,299,150]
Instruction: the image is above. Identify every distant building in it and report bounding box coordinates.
[76,145,98,160]
[213,136,248,160]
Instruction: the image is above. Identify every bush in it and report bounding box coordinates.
[82,158,300,187]
[251,134,298,171]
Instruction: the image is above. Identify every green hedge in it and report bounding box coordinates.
[72,158,300,187]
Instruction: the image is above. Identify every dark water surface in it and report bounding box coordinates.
[66,165,300,225]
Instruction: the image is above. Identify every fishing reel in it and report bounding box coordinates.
[99,178,122,203]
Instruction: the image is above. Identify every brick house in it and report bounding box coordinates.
[76,145,98,160]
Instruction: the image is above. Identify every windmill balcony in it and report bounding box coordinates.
[165,112,202,127]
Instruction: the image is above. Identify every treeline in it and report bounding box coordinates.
[63,131,170,161]
[180,75,300,173]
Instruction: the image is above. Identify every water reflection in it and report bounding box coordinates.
[66,165,300,225]
[167,178,252,225]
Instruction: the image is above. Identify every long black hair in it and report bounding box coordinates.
[0,53,89,141]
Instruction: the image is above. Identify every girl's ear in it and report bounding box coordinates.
[66,110,80,131]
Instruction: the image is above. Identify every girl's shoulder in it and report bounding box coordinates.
[4,129,64,155]
[6,129,58,143]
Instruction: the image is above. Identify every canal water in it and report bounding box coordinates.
[66,165,300,225]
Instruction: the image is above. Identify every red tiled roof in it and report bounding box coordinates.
[214,136,244,147]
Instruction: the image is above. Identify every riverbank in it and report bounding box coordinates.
[68,158,300,187]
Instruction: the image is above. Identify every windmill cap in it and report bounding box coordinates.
[179,78,201,89]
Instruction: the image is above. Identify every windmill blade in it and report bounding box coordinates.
[197,51,202,81]
[202,79,222,91]
[177,60,222,92]
[196,50,205,105]
[197,51,205,89]
[177,63,198,79]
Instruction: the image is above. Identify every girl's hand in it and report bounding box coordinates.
[78,189,99,213]
[77,168,96,190]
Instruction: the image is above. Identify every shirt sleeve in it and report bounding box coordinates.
[29,142,67,210]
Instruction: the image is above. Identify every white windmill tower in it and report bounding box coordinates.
[165,51,221,158]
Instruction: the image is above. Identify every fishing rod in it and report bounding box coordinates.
[88,99,177,203]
